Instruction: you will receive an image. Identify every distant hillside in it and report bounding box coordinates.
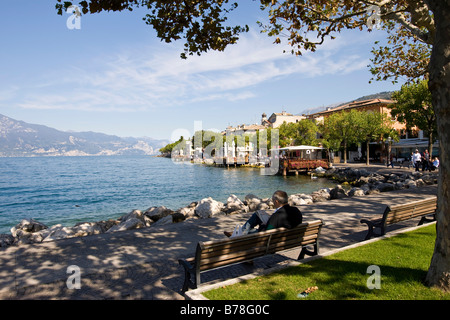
[0,114,169,157]
[335,91,393,107]
[300,91,393,115]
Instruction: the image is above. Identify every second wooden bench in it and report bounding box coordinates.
[360,197,437,240]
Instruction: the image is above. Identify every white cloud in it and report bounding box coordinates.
[14,31,370,112]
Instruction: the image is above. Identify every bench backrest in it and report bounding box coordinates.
[195,219,323,272]
[383,197,437,225]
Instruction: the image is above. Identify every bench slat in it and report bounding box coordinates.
[198,227,321,262]
[389,198,436,211]
[386,209,436,224]
[199,245,272,270]
[386,203,437,224]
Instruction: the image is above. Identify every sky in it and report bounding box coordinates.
[0,1,406,141]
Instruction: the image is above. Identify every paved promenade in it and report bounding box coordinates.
[0,165,438,300]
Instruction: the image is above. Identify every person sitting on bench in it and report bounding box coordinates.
[224,190,303,237]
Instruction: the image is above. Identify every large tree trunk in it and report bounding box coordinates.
[424,0,450,292]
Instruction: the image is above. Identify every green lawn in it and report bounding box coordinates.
[203,224,450,300]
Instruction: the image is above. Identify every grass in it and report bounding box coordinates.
[203,224,450,300]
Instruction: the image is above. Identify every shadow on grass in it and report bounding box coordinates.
[263,258,429,300]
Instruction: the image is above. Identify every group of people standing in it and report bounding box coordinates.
[411,149,439,172]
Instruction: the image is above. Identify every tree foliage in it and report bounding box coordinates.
[159,135,184,156]
[56,0,248,59]
[257,0,434,83]
[369,21,432,83]
[321,110,361,163]
[278,119,319,147]
[357,111,398,165]
[391,79,436,154]
[319,110,396,164]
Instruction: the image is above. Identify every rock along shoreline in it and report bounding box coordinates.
[0,166,439,248]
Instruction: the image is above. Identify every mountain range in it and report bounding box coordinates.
[0,114,169,157]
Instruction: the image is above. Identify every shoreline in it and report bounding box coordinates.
[0,163,439,248]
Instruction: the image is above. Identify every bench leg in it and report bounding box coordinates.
[418,214,436,225]
[360,220,375,240]
[360,220,385,240]
[298,243,318,260]
[178,260,198,293]
[182,269,193,293]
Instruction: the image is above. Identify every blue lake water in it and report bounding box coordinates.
[0,156,337,234]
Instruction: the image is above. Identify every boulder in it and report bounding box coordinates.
[27,228,52,243]
[289,194,307,206]
[119,209,152,227]
[244,194,263,212]
[96,219,120,232]
[422,175,436,185]
[375,183,395,192]
[152,214,173,227]
[72,222,104,237]
[360,184,371,194]
[171,211,187,223]
[405,179,417,188]
[42,224,75,242]
[0,234,15,247]
[300,195,314,205]
[330,185,348,199]
[195,197,224,219]
[311,189,331,202]
[366,188,380,195]
[256,202,271,211]
[106,217,145,233]
[415,178,425,187]
[348,187,366,197]
[10,218,48,237]
[226,194,248,214]
[144,206,174,222]
[176,206,196,220]
[394,181,405,190]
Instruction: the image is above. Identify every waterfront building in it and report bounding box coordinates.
[305,98,438,163]
[265,111,306,128]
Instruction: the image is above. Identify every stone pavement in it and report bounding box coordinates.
[0,166,438,300]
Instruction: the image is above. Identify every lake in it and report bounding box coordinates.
[0,156,337,233]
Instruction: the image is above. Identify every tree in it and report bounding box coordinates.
[56,0,450,292]
[356,111,398,166]
[322,110,360,164]
[318,121,341,163]
[278,119,319,147]
[159,135,185,157]
[391,80,437,155]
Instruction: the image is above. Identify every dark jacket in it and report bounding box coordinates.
[265,204,303,230]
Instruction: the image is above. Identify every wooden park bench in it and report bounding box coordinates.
[178,219,324,292]
[360,197,437,240]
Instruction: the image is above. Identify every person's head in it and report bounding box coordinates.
[272,190,288,208]
[415,149,419,153]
